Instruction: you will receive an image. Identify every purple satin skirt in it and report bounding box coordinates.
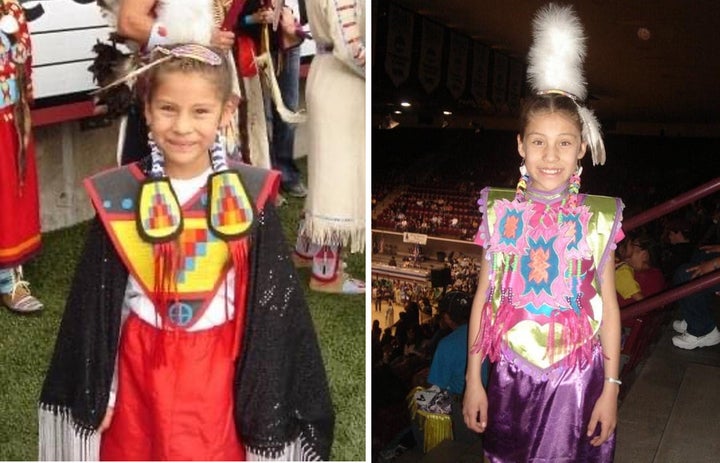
[484,342,616,462]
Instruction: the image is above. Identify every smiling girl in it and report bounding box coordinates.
[39,44,333,461]
[462,5,624,462]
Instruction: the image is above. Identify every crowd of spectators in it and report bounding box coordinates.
[373,186,480,240]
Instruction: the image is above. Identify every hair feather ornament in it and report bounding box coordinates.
[527,3,606,165]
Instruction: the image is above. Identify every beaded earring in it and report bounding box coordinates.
[515,161,529,201]
[566,163,583,208]
[209,132,229,172]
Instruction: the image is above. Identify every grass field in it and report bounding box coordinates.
[0,187,366,461]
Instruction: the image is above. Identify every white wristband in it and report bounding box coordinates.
[605,377,622,386]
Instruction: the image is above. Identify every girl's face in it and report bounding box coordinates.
[145,71,233,179]
[627,240,649,270]
[517,111,587,193]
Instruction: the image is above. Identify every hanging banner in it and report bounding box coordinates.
[418,18,444,94]
[491,51,509,105]
[507,59,524,112]
[446,32,469,100]
[471,41,490,105]
[384,4,414,87]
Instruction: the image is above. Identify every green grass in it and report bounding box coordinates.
[0,185,365,461]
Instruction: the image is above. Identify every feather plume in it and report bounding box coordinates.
[527,3,587,99]
[578,106,606,165]
[155,0,214,45]
[96,0,214,45]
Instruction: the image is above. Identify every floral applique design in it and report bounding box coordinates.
[559,204,592,261]
[488,199,534,255]
[514,223,574,316]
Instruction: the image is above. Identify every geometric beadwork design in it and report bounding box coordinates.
[175,217,229,292]
[207,171,253,238]
[177,226,220,284]
[110,217,229,296]
[137,178,183,242]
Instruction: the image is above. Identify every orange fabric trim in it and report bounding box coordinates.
[0,234,41,257]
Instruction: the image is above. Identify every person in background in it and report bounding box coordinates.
[236,0,309,198]
[427,291,483,444]
[615,232,666,308]
[670,240,720,350]
[660,216,697,281]
[294,0,365,293]
[0,0,43,313]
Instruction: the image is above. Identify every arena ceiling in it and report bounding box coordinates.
[373,0,720,136]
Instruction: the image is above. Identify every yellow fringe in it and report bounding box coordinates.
[406,387,454,453]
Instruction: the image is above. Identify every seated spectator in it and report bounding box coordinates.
[660,217,697,281]
[615,233,666,308]
[426,291,485,444]
[671,242,720,350]
[380,327,394,349]
[402,325,425,359]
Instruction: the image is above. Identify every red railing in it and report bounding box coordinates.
[621,272,720,321]
[622,177,720,233]
[619,176,720,323]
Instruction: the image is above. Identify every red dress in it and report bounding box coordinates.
[0,1,40,267]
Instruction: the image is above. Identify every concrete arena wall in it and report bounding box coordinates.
[35,121,118,232]
[372,230,483,263]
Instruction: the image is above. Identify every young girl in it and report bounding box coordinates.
[38,44,333,461]
[463,5,623,462]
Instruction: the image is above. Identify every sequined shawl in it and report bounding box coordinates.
[38,159,334,460]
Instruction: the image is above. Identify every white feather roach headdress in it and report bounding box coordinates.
[527,3,606,165]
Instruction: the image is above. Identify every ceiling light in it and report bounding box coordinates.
[394,110,402,114]
[443,110,452,115]
[400,101,411,107]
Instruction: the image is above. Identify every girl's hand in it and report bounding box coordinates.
[99,407,115,433]
[210,28,235,50]
[587,387,618,446]
[462,380,488,433]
